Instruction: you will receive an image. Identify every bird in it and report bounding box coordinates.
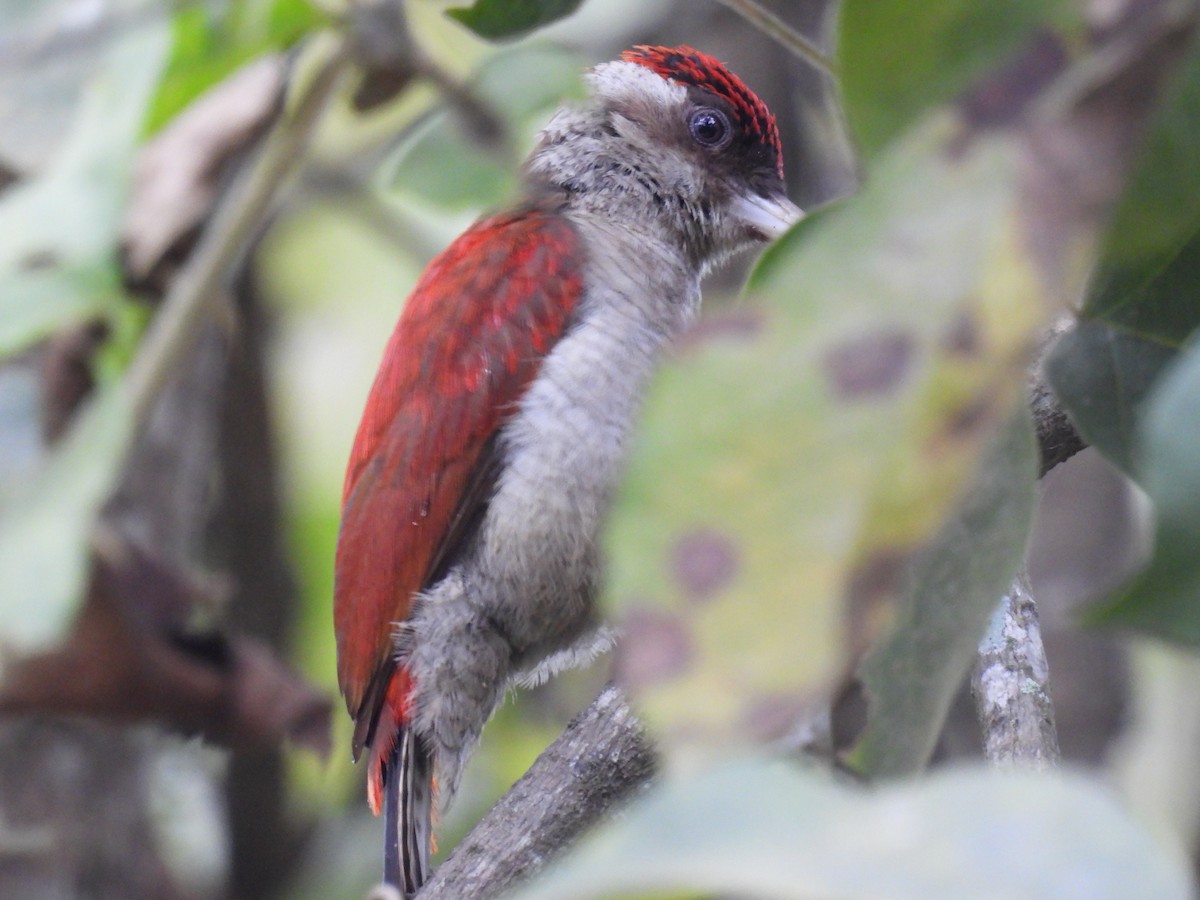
[334,44,801,895]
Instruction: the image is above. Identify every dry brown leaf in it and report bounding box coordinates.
[121,55,286,285]
[0,533,331,756]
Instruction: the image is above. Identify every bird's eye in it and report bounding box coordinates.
[688,107,731,148]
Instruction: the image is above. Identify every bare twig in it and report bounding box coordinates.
[712,0,838,75]
[972,570,1060,769]
[121,39,350,428]
[122,54,287,286]
[1031,367,1086,477]
[416,684,656,899]
[969,351,1074,770]
[1030,319,1087,477]
[215,267,316,899]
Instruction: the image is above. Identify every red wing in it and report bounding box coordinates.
[334,206,584,740]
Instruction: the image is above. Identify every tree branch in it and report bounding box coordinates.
[415,684,656,899]
[215,267,314,899]
[1030,317,1086,477]
[965,336,1076,769]
[971,569,1061,769]
[121,40,349,429]
[1031,367,1086,477]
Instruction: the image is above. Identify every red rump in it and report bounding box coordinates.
[367,667,414,815]
[335,205,584,781]
[622,45,784,179]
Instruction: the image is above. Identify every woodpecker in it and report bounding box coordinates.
[334,45,800,894]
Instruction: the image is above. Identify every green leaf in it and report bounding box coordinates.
[839,0,1074,157]
[446,0,583,41]
[608,113,1052,753]
[0,0,170,363]
[1045,319,1180,474]
[1043,33,1200,647]
[0,387,135,656]
[0,266,123,360]
[0,1,169,653]
[849,408,1038,776]
[1088,38,1200,290]
[517,759,1192,900]
[145,0,324,134]
[1047,39,1200,473]
[0,4,169,272]
[1086,337,1200,643]
[1038,34,1200,646]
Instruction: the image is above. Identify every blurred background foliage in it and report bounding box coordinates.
[3,0,1200,898]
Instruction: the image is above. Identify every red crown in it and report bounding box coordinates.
[622,45,783,179]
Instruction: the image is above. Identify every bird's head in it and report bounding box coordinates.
[526,44,803,269]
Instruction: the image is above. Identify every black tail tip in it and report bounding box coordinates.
[383,728,434,897]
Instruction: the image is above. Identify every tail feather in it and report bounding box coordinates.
[383,728,434,896]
